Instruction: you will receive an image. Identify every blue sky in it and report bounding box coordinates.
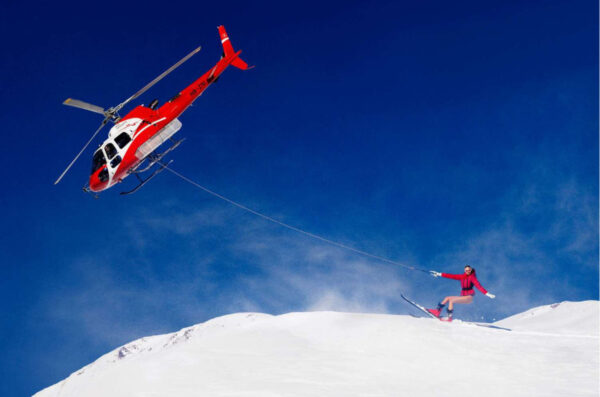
[1,1,598,396]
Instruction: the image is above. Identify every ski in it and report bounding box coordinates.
[470,322,511,331]
[401,294,511,330]
[400,294,439,319]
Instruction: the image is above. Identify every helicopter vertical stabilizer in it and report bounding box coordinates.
[218,25,249,70]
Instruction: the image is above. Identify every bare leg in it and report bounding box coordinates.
[445,295,473,310]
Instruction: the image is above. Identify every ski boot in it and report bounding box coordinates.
[441,309,454,322]
[427,302,445,318]
[427,308,441,317]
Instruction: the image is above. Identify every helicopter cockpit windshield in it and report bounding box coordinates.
[91,149,107,174]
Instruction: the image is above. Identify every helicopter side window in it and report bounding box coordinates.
[91,150,107,174]
[110,155,122,168]
[115,132,131,149]
[104,143,117,159]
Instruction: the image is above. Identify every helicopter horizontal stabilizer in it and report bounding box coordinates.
[230,54,249,70]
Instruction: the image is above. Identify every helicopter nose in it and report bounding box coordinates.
[89,166,109,192]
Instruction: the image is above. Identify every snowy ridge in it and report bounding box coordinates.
[103,312,274,363]
[494,300,598,336]
[35,302,599,397]
[38,313,274,396]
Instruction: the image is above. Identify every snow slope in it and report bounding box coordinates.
[34,301,599,397]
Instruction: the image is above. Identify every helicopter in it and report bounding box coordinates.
[55,25,250,195]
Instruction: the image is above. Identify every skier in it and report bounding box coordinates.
[427,265,495,321]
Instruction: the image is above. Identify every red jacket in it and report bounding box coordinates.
[442,269,488,296]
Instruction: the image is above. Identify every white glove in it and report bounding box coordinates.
[486,293,496,299]
[429,270,442,278]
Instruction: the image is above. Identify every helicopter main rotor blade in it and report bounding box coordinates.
[54,117,110,185]
[63,98,106,115]
[114,46,202,113]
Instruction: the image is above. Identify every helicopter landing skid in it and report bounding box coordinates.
[120,137,184,195]
[120,160,173,195]
[135,138,185,173]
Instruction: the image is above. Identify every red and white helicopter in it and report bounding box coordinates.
[55,25,250,195]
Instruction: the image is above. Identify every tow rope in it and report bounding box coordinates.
[163,164,430,274]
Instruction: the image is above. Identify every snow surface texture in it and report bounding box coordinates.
[35,301,599,397]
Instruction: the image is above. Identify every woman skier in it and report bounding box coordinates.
[427,265,495,321]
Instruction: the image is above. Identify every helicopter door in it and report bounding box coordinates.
[103,142,123,169]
